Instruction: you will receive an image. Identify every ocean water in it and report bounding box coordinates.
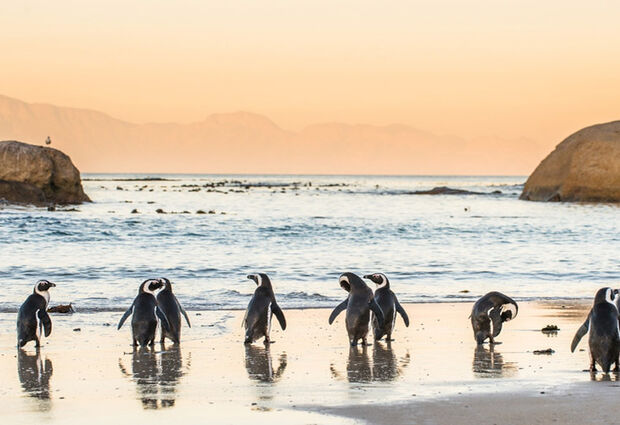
[0,174,618,312]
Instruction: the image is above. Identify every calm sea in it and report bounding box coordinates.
[0,174,618,312]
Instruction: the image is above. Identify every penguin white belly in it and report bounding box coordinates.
[391,304,397,330]
[35,309,41,340]
[267,303,272,336]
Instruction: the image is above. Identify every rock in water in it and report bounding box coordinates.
[0,140,90,205]
[520,121,620,202]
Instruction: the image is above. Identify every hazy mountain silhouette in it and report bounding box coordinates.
[0,95,545,174]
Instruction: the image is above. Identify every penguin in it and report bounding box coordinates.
[470,291,518,345]
[118,279,171,347]
[156,277,191,345]
[17,280,56,348]
[243,273,286,345]
[328,272,385,346]
[363,273,409,341]
[571,287,620,373]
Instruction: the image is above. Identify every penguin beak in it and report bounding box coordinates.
[363,275,371,280]
[49,282,56,287]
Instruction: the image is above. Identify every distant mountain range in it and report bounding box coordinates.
[0,94,546,174]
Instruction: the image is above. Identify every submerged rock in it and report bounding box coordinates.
[0,140,90,205]
[48,303,75,314]
[408,186,483,195]
[521,121,620,202]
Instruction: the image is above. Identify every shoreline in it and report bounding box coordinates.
[0,297,594,314]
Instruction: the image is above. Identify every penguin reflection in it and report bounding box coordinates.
[119,345,186,409]
[372,342,410,382]
[244,344,287,383]
[472,345,517,378]
[17,349,53,411]
[330,346,372,383]
[331,344,409,383]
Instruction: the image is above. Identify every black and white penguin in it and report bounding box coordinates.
[17,280,56,348]
[118,279,170,347]
[363,273,409,341]
[571,287,620,373]
[328,272,385,346]
[470,291,518,345]
[156,277,191,345]
[243,273,286,345]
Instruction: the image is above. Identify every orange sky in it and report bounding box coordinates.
[1,1,620,171]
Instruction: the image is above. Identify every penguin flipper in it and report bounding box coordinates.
[329,299,348,324]
[489,307,503,337]
[571,313,591,353]
[156,306,171,332]
[369,298,385,328]
[117,305,134,330]
[178,301,191,328]
[272,303,286,330]
[38,309,52,337]
[395,297,410,327]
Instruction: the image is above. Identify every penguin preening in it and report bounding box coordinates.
[363,273,409,341]
[156,278,191,345]
[329,272,385,346]
[17,280,56,348]
[470,291,518,345]
[118,279,171,347]
[243,273,286,345]
[571,287,620,373]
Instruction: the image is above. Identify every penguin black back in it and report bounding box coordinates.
[243,273,286,345]
[470,291,518,345]
[329,272,385,346]
[156,278,191,345]
[118,279,170,347]
[364,273,409,341]
[17,280,56,348]
[571,287,620,373]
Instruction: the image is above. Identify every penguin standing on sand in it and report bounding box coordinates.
[17,280,56,348]
[243,273,286,345]
[156,277,191,344]
[571,287,620,373]
[118,279,170,347]
[329,272,385,346]
[470,291,518,345]
[363,273,409,341]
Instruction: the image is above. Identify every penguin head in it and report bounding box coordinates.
[158,277,173,291]
[501,310,513,322]
[139,279,163,295]
[363,273,389,289]
[594,287,618,306]
[339,272,365,292]
[34,280,56,295]
[247,273,272,288]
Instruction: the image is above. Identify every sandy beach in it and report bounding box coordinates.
[2,300,619,424]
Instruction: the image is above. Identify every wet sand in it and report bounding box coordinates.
[0,301,615,424]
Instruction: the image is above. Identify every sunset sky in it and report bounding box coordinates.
[1,1,619,173]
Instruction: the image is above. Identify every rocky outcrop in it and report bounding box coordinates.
[520,121,620,202]
[0,140,90,205]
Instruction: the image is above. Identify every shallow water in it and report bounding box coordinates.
[0,174,618,312]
